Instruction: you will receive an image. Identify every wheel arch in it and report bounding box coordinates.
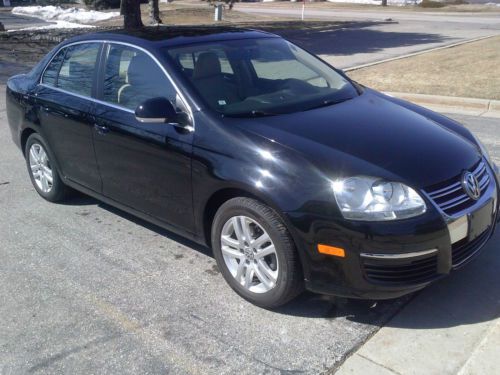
[201,186,308,277]
[20,127,37,156]
[202,187,259,247]
[20,127,65,182]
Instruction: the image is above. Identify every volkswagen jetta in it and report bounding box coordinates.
[6,27,499,307]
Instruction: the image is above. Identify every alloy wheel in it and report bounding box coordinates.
[220,215,279,293]
[28,143,53,193]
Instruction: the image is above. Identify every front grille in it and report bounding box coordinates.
[424,161,490,216]
[452,228,490,267]
[363,255,438,285]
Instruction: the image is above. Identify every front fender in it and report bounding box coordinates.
[191,111,340,221]
[190,112,340,280]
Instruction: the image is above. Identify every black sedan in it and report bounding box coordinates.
[5,27,499,308]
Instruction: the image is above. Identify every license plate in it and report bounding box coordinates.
[469,200,494,240]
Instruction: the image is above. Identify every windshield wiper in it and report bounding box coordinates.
[225,110,279,118]
[307,97,353,111]
[225,97,353,118]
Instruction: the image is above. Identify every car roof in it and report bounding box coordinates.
[66,26,280,48]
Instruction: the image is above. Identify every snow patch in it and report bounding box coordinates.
[12,6,120,24]
[11,20,94,32]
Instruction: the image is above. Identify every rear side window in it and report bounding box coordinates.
[42,49,65,86]
[42,43,100,97]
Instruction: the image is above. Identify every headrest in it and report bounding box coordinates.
[127,54,158,86]
[192,52,222,80]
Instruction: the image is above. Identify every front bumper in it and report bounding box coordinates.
[287,164,499,300]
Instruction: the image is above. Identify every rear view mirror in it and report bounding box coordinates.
[135,97,177,124]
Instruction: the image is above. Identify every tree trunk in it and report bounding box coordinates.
[121,0,143,29]
[149,0,162,25]
[381,0,388,6]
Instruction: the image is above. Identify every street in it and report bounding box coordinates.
[1,84,498,373]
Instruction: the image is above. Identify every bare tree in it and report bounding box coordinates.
[149,0,162,25]
[121,0,143,29]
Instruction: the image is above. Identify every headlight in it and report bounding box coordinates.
[332,176,426,221]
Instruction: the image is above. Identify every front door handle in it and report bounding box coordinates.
[94,123,109,134]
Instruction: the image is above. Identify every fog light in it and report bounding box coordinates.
[317,244,345,257]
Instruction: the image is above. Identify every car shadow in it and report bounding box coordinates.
[62,193,499,330]
[381,228,500,330]
[62,193,213,257]
[278,228,500,330]
[259,20,451,56]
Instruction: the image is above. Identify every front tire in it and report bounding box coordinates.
[25,133,70,202]
[211,197,303,308]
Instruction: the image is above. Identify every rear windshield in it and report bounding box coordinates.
[164,38,358,117]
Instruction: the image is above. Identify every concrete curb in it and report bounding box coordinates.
[344,34,498,72]
[385,92,500,118]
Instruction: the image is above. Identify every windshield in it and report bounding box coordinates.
[164,37,359,117]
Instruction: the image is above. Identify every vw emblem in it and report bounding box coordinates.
[462,171,481,200]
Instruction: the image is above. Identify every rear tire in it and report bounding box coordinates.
[25,133,71,202]
[211,197,303,308]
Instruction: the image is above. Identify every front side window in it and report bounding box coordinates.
[43,43,100,97]
[103,44,177,111]
[165,38,358,117]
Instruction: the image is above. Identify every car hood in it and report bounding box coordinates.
[230,90,481,188]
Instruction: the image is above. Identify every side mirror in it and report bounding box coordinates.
[135,97,178,124]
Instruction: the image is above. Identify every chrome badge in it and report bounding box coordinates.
[462,171,481,200]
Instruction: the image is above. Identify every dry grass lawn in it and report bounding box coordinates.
[347,36,500,100]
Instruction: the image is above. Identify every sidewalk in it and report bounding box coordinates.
[335,229,500,375]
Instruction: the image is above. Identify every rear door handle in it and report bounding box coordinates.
[94,123,109,134]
